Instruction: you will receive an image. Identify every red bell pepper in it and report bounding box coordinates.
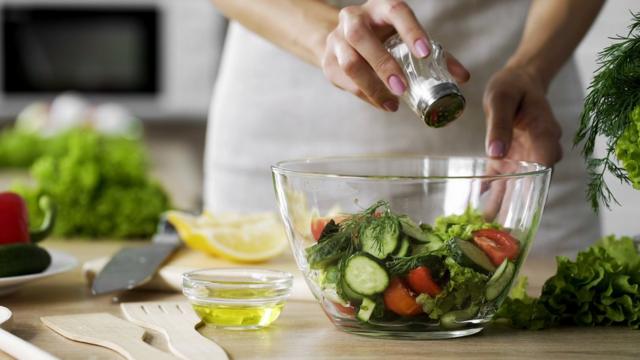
[0,192,56,245]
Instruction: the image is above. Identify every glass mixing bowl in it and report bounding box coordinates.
[272,155,551,339]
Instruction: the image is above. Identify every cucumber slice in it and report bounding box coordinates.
[339,278,363,302]
[398,215,429,242]
[343,253,389,296]
[449,238,496,274]
[360,217,400,259]
[356,298,376,322]
[393,236,411,257]
[485,259,515,301]
[440,305,480,329]
[419,224,445,244]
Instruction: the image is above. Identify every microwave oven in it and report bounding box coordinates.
[0,0,226,120]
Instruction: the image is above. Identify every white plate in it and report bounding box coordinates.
[0,250,78,296]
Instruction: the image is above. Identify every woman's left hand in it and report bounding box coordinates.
[483,66,563,167]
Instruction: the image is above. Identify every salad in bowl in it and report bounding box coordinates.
[272,156,551,339]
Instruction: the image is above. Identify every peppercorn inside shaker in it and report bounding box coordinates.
[385,34,465,128]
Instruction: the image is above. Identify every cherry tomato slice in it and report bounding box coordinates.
[472,229,520,266]
[310,215,349,241]
[311,218,330,241]
[383,278,422,317]
[332,302,356,317]
[406,266,442,297]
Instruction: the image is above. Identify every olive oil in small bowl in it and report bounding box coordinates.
[182,268,293,330]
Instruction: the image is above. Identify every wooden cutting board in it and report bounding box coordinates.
[82,249,315,301]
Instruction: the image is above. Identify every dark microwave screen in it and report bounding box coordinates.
[2,7,159,94]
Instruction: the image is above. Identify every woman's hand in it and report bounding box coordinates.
[483,66,563,166]
[321,0,470,112]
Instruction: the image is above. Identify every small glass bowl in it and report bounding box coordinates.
[182,268,293,330]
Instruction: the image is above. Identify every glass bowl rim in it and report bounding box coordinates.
[271,154,551,181]
[182,268,294,291]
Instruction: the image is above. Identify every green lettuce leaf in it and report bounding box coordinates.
[417,257,488,319]
[431,207,498,242]
[495,235,640,329]
[10,128,170,239]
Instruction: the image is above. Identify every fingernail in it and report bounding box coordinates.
[415,38,430,58]
[388,75,406,96]
[488,140,505,157]
[383,100,399,112]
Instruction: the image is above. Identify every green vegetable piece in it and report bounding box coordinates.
[398,215,429,242]
[416,258,488,320]
[29,195,56,243]
[495,235,640,330]
[440,305,480,329]
[357,297,377,322]
[343,253,389,296]
[10,128,170,239]
[0,243,51,277]
[392,236,411,257]
[306,231,351,269]
[448,237,496,274]
[431,207,498,242]
[485,259,515,301]
[574,12,640,210]
[360,215,400,259]
[319,265,340,288]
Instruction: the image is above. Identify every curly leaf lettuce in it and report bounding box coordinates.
[616,106,640,190]
[12,129,170,239]
[417,257,488,319]
[429,207,498,242]
[496,235,640,329]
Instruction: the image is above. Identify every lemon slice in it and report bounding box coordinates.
[167,211,288,263]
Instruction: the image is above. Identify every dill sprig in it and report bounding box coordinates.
[574,11,640,210]
[306,200,392,268]
[386,252,447,277]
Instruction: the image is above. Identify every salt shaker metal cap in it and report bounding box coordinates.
[385,34,465,128]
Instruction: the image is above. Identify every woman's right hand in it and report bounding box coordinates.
[321,0,470,112]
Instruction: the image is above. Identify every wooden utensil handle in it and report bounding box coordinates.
[106,338,177,360]
[0,328,59,360]
[165,327,228,360]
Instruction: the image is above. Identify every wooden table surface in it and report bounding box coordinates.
[1,240,639,360]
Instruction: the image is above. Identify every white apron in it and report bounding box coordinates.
[204,0,600,256]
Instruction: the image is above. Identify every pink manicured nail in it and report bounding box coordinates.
[415,38,430,58]
[388,75,406,96]
[383,100,399,112]
[488,140,505,157]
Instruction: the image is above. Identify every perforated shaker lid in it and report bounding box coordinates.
[419,82,466,128]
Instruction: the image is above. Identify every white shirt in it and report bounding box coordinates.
[204,0,600,255]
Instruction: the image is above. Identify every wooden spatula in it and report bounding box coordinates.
[121,302,228,360]
[41,313,176,360]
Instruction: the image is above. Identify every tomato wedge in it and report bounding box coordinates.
[383,278,422,317]
[311,218,330,241]
[310,215,349,241]
[472,229,520,266]
[332,302,356,316]
[406,266,442,297]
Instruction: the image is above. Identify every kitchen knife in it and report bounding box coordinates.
[91,216,181,295]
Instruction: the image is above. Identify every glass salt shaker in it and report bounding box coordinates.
[385,34,465,128]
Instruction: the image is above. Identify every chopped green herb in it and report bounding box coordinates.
[575,11,640,210]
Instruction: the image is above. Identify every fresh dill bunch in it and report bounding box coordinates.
[574,11,640,210]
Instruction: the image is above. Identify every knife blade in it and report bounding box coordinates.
[91,216,181,295]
